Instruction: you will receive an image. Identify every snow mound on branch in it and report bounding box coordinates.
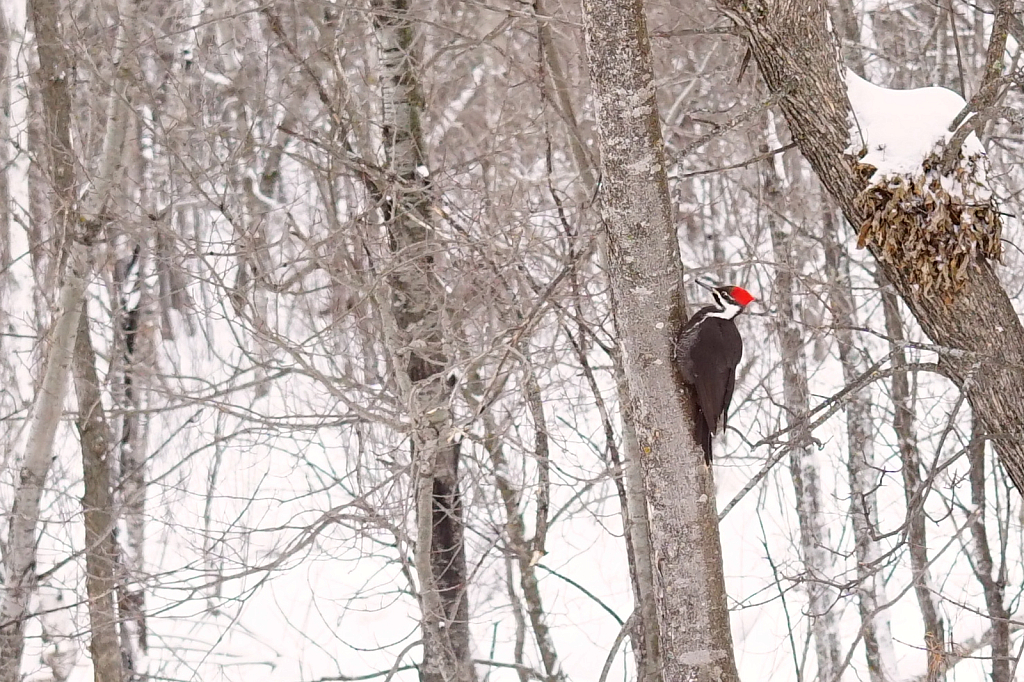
[845,70,1001,299]
[845,70,982,178]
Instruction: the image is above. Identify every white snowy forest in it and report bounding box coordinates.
[0,0,1022,681]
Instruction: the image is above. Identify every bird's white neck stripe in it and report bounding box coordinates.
[705,302,742,320]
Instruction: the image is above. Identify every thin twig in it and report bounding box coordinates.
[720,354,944,520]
[675,142,797,178]
[669,91,786,161]
[598,611,636,682]
[535,563,625,626]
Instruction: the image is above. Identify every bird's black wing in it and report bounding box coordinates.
[689,322,733,436]
[722,371,736,430]
[720,322,743,428]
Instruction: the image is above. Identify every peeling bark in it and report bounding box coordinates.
[580,1,739,679]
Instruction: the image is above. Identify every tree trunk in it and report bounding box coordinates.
[878,278,946,681]
[580,1,739,679]
[73,307,125,682]
[822,209,897,682]
[761,151,842,681]
[370,2,476,681]
[616,371,663,682]
[967,416,1011,682]
[0,0,86,676]
[716,0,1024,496]
[1,0,136,677]
[114,245,147,679]
[0,254,87,682]
[533,6,659,674]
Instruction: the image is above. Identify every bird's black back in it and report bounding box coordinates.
[674,307,744,462]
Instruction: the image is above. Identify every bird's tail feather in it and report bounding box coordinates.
[696,409,713,464]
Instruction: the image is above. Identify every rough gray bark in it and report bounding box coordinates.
[580,1,739,679]
[615,372,663,682]
[73,307,125,682]
[761,154,842,681]
[370,2,475,680]
[533,5,660,675]
[716,0,1024,496]
[821,210,897,682]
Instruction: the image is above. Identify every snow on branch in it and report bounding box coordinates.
[845,70,1002,299]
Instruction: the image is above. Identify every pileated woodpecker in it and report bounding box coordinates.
[674,278,755,463]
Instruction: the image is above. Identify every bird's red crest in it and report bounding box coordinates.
[729,287,756,307]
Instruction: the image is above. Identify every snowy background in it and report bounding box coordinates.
[0,0,1022,680]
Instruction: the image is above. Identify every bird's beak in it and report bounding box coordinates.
[695,277,717,291]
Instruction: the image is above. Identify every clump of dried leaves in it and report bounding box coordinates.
[853,150,1001,299]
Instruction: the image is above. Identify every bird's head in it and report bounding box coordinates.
[696,277,756,320]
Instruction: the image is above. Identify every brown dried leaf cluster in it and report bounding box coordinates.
[854,151,1002,300]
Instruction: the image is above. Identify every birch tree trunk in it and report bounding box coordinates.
[580,1,739,679]
[1,0,135,677]
[114,244,147,679]
[0,0,85,675]
[715,0,1024,495]
[370,2,475,680]
[0,255,87,682]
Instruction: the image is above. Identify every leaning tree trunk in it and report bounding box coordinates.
[0,0,134,678]
[580,1,740,680]
[370,2,476,681]
[0,257,87,682]
[715,0,1024,495]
